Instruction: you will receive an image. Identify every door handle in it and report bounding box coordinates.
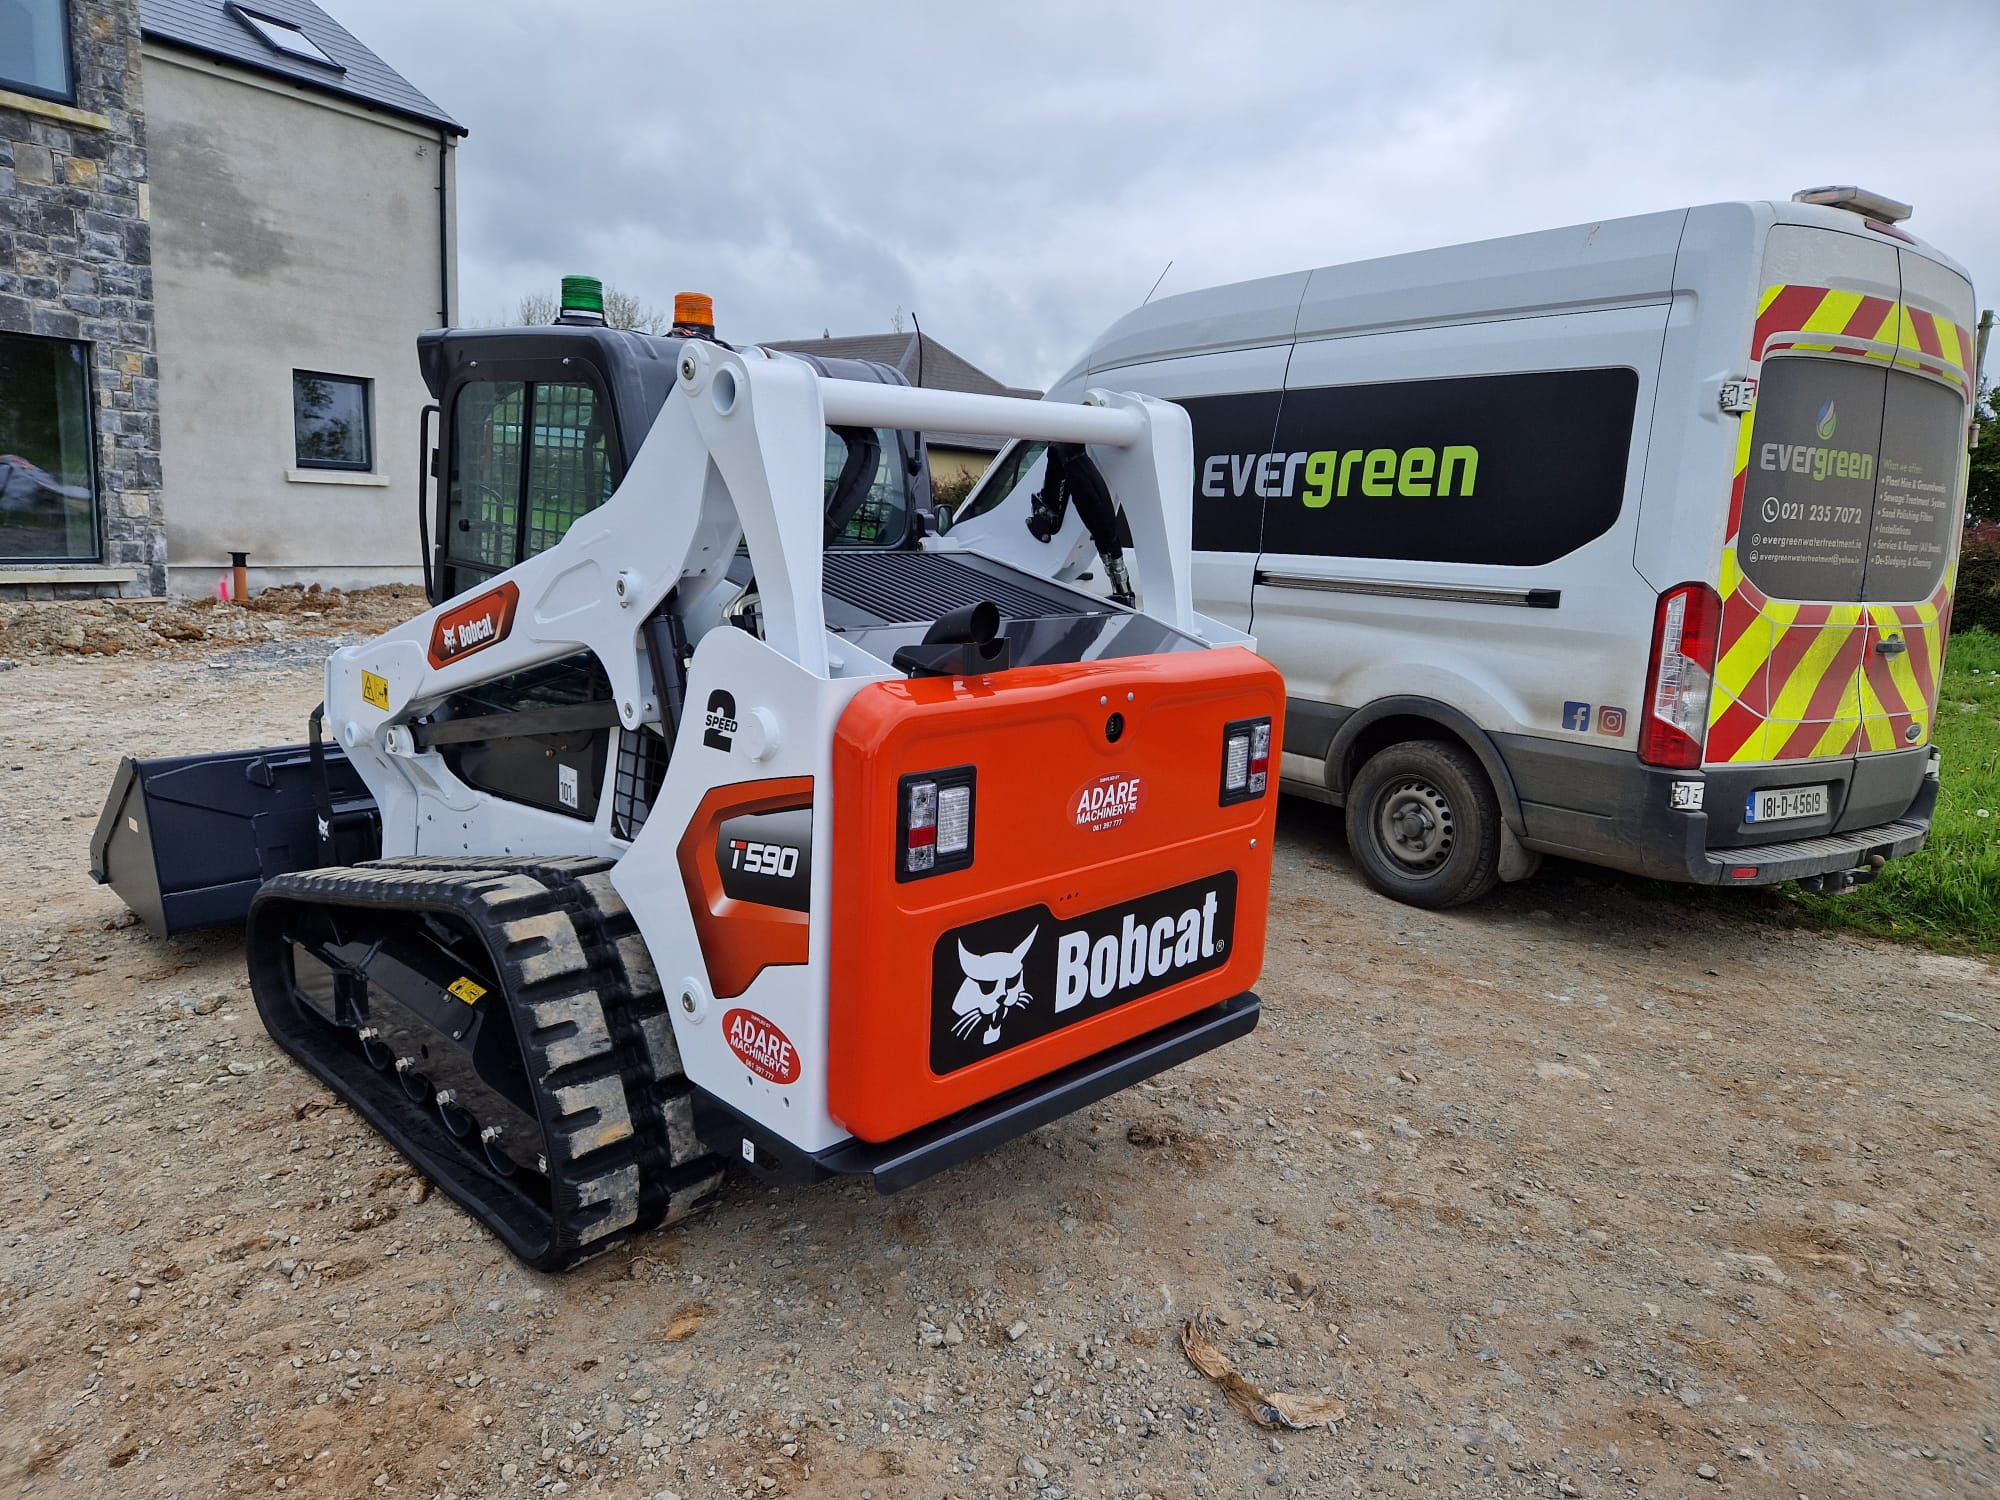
[1875,635,1906,657]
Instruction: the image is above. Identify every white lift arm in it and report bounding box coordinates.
[325,341,1198,757]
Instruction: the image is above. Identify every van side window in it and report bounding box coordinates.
[1741,358,1961,603]
[955,440,1047,525]
[1249,370,1637,565]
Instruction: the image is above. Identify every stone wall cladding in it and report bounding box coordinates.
[0,0,163,596]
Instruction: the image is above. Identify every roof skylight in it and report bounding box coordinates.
[232,7,343,70]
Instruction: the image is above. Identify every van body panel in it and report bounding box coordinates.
[971,198,1969,892]
[1071,271,1311,384]
[1632,202,1766,596]
[1072,344,1296,636]
[1252,303,1666,765]
[1290,209,1687,344]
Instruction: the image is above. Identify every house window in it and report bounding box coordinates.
[229,5,342,69]
[0,331,98,562]
[293,371,372,471]
[0,0,76,103]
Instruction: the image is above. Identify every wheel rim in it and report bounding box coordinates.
[1374,777,1455,876]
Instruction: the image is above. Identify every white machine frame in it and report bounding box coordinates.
[323,341,1250,1153]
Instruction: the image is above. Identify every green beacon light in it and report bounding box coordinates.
[556,275,606,326]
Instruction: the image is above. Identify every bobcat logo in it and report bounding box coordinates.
[950,928,1037,1046]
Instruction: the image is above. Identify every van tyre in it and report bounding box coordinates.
[1346,740,1501,909]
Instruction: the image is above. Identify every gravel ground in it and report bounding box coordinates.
[0,637,1994,1500]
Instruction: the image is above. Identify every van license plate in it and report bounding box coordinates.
[1746,786,1827,824]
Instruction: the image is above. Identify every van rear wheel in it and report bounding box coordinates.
[1346,740,1501,909]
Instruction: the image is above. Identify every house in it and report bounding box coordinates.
[0,0,157,593]
[761,331,1042,490]
[0,0,462,599]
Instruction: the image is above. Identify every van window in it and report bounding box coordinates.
[1865,370,1962,601]
[956,440,1047,525]
[1253,369,1638,565]
[1740,358,1962,603]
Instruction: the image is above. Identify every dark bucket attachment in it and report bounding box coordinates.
[89,741,381,936]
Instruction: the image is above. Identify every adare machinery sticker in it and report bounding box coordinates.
[723,1007,802,1084]
[428,581,520,668]
[1071,772,1144,833]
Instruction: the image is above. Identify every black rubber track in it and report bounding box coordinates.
[360,855,726,1231]
[246,863,713,1271]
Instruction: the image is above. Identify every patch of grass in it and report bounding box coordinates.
[1776,627,2000,953]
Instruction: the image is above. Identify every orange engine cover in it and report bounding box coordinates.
[827,646,1283,1143]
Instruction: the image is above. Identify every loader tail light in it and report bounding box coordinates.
[1220,716,1273,805]
[898,767,975,881]
[1639,583,1722,770]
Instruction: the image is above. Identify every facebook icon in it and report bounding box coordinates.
[1562,701,1592,732]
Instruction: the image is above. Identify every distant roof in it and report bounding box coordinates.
[763,332,1041,452]
[140,0,465,136]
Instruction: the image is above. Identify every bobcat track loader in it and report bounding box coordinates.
[92,295,1283,1270]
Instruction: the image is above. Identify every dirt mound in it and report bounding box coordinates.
[0,584,427,660]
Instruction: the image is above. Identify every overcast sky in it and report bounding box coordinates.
[330,1,1997,391]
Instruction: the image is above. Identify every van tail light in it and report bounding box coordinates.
[1639,583,1722,770]
[1220,716,1273,805]
[898,767,975,880]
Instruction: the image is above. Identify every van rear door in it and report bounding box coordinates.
[1709,228,1973,806]
[1856,251,1976,757]
[1709,227,1895,770]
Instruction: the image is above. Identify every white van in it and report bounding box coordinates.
[951,191,1979,907]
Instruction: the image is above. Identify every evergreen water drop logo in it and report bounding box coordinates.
[1816,400,1837,440]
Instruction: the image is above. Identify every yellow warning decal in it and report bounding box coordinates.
[361,670,390,711]
[447,976,486,1005]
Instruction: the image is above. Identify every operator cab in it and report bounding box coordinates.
[417,285,932,605]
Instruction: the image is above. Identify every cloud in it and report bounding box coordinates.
[332,0,1997,388]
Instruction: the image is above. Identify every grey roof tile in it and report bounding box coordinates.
[140,0,463,134]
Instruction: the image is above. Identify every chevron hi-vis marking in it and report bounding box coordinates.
[1706,285,1967,766]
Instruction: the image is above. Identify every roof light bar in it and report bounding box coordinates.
[1791,186,1912,225]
